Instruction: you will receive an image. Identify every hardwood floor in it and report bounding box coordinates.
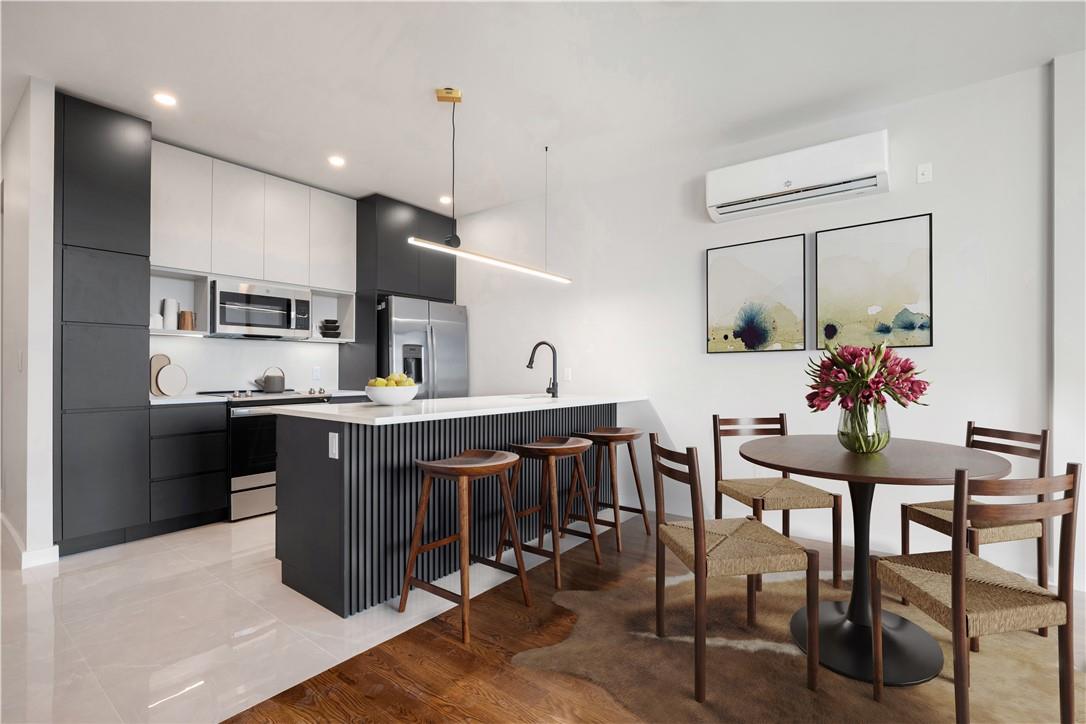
[230,515,853,724]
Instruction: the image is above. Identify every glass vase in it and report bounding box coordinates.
[837,404,891,454]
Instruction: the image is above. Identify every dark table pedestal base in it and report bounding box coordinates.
[790,600,944,685]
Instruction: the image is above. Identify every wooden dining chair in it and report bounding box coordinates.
[871,463,1080,724]
[713,413,842,590]
[901,422,1050,649]
[650,433,819,703]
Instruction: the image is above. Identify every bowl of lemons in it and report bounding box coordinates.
[365,373,419,405]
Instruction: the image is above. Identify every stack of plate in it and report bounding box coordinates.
[319,318,341,339]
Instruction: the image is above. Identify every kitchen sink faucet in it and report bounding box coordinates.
[527,341,559,398]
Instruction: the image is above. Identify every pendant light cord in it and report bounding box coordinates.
[544,145,549,272]
[450,102,456,235]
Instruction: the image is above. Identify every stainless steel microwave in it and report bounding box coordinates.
[209,279,311,339]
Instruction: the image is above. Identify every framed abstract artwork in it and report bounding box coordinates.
[706,234,806,353]
[815,213,932,349]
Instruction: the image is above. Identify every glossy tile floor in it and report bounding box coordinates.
[4,515,1083,723]
[0,514,601,723]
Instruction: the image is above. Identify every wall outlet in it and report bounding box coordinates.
[564,367,573,382]
[311,366,321,381]
[328,432,339,460]
[916,162,933,184]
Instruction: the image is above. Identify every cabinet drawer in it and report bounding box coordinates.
[62,410,149,539]
[62,325,148,410]
[151,432,226,480]
[150,404,226,436]
[150,472,228,522]
[62,247,149,325]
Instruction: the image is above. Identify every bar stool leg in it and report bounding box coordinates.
[538,460,550,549]
[574,455,603,564]
[593,444,605,517]
[457,475,472,644]
[548,455,563,589]
[494,460,521,562]
[627,441,652,536]
[608,443,623,553]
[559,463,578,538]
[398,474,433,612]
[497,468,532,607]
[753,499,764,592]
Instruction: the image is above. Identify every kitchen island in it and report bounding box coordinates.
[267,394,645,616]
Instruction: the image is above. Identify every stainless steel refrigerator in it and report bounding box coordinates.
[377,296,468,399]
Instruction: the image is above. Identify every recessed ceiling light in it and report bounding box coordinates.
[328,155,345,168]
[153,92,177,107]
[439,195,452,205]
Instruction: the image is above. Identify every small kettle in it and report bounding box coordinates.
[254,366,286,393]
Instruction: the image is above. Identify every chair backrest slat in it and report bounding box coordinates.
[966,497,1074,523]
[970,438,1043,460]
[970,425,1044,444]
[713,413,787,482]
[966,474,1074,497]
[650,434,705,557]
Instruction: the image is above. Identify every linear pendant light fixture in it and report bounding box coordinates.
[407,88,572,285]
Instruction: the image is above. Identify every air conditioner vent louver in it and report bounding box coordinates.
[706,131,889,222]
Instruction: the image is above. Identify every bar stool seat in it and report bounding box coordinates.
[564,426,652,552]
[417,449,520,477]
[399,449,531,644]
[498,436,602,588]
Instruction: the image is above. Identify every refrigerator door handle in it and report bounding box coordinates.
[428,324,437,399]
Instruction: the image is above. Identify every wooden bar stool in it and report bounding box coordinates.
[498,436,602,589]
[562,426,652,552]
[398,449,531,644]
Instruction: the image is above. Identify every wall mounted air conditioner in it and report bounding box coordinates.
[705,130,889,222]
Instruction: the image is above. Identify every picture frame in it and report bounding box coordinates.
[705,234,807,353]
[814,213,933,349]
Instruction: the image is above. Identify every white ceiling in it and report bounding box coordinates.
[3,2,1083,215]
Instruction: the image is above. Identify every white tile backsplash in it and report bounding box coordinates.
[148,336,339,394]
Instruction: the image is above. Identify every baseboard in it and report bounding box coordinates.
[1,513,59,568]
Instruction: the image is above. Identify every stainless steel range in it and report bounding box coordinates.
[200,389,332,520]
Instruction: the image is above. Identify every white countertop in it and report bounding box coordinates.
[265,394,646,426]
[149,390,367,406]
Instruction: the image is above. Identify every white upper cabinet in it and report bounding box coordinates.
[211,160,265,280]
[263,176,310,287]
[151,142,212,272]
[309,189,356,292]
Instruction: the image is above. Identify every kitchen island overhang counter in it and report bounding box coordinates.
[267,394,646,616]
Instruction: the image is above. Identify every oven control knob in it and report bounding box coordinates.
[318,387,326,394]
[307,388,316,395]
[244,390,252,398]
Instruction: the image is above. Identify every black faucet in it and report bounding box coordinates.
[527,341,559,398]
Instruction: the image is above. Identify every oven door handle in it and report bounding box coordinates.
[230,407,279,417]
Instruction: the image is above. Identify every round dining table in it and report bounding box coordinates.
[739,434,1011,686]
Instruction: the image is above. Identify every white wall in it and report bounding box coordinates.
[1,77,56,566]
[1051,50,1085,590]
[459,66,1067,582]
[149,336,340,393]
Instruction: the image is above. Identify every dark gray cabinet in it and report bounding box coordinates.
[62,325,148,410]
[61,410,150,539]
[55,93,152,553]
[150,404,225,436]
[150,432,227,480]
[59,95,151,256]
[151,473,228,522]
[366,195,457,301]
[62,246,149,326]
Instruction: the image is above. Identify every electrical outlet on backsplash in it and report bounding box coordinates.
[148,336,340,393]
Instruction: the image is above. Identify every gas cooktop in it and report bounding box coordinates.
[199,388,331,403]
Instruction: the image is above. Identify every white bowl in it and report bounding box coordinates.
[365,384,419,406]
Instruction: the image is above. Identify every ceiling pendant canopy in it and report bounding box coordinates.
[408,87,572,285]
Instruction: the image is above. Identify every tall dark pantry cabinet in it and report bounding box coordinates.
[53,94,152,554]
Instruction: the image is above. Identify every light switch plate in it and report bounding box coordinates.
[916,162,933,184]
[328,432,339,459]
[312,366,321,381]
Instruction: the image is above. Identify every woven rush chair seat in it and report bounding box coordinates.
[905,500,1043,544]
[659,518,809,577]
[877,551,1066,639]
[716,477,835,511]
